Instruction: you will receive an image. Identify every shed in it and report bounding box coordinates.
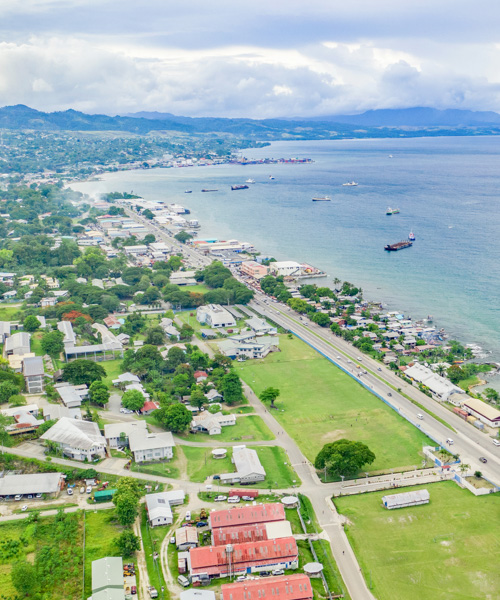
[382,489,430,510]
[94,489,117,503]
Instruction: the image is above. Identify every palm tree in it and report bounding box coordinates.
[459,463,470,477]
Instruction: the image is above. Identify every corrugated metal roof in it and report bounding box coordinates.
[382,489,430,508]
[209,503,285,529]
[0,472,63,496]
[222,574,312,600]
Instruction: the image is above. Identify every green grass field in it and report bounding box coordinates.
[0,519,37,597]
[30,331,44,356]
[101,359,124,386]
[0,306,23,321]
[236,335,432,473]
[181,284,211,294]
[335,482,500,600]
[179,414,275,442]
[140,506,170,593]
[182,445,299,488]
[176,310,203,332]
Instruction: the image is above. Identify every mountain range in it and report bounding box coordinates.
[1,104,500,139]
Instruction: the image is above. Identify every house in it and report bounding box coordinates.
[112,372,140,386]
[103,316,122,329]
[4,332,31,357]
[42,404,82,421]
[55,383,88,408]
[212,520,292,546]
[0,272,15,286]
[221,575,313,600]
[191,412,236,436]
[269,261,302,277]
[175,526,199,550]
[208,503,285,530]
[0,472,64,499]
[41,417,107,461]
[40,297,57,308]
[116,333,130,345]
[404,363,463,401]
[194,370,208,382]
[240,261,269,280]
[128,431,175,463]
[89,557,124,600]
[145,492,173,526]
[219,446,266,484]
[2,290,17,300]
[218,334,279,360]
[205,389,223,403]
[22,356,45,393]
[104,421,148,448]
[2,403,39,419]
[0,321,11,344]
[139,400,159,415]
[462,397,500,428]
[245,316,277,336]
[57,321,77,348]
[189,537,298,581]
[197,305,236,329]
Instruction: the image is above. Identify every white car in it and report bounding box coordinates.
[21,505,28,512]
[185,511,191,521]
[67,488,74,496]
[86,486,92,494]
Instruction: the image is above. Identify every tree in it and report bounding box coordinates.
[221,371,244,405]
[11,560,37,596]
[114,476,142,501]
[121,389,145,412]
[156,403,192,433]
[62,360,106,385]
[459,463,470,476]
[179,323,194,340]
[447,365,464,384]
[117,529,140,557]
[190,387,206,410]
[315,439,376,478]
[174,231,193,244]
[143,233,156,244]
[484,388,499,403]
[40,330,65,357]
[260,387,280,408]
[115,492,139,526]
[311,312,331,327]
[23,315,41,332]
[287,298,310,314]
[89,381,110,407]
[0,381,20,403]
[145,326,166,346]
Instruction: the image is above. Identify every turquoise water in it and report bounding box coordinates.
[71,136,500,361]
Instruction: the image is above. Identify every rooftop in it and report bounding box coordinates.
[41,417,106,450]
[209,503,285,529]
[0,472,63,496]
[222,574,312,600]
[128,431,175,452]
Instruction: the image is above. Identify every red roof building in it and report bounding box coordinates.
[209,503,285,530]
[189,537,298,580]
[194,370,208,379]
[222,575,313,600]
[212,523,268,546]
[140,401,159,415]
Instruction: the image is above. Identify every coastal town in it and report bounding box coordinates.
[0,176,498,600]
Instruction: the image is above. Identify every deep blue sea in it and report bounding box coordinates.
[71,136,500,365]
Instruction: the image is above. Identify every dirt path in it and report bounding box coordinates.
[175,446,189,480]
[133,513,150,599]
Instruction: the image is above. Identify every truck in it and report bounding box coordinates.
[148,587,158,599]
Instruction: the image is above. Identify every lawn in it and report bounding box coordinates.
[31,331,44,356]
[140,506,170,593]
[178,414,275,442]
[181,284,211,294]
[0,519,37,598]
[0,305,23,321]
[84,509,123,597]
[176,310,203,332]
[130,447,182,480]
[335,482,500,600]
[236,335,432,473]
[101,359,124,386]
[182,445,300,488]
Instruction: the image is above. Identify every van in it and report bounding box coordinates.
[228,496,240,503]
[446,438,454,445]
[492,439,500,447]
[178,575,190,587]
[417,414,424,420]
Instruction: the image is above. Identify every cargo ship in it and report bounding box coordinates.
[201,189,218,192]
[384,241,413,251]
[312,196,331,202]
[231,185,249,191]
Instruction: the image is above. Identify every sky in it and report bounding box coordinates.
[1,0,500,118]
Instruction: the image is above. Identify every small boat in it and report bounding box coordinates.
[342,181,358,186]
[312,196,331,202]
[408,231,416,241]
[386,207,400,215]
[245,179,256,184]
[201,189,218,192]
[269,175,275,180]
[184,190,192,193]
[231,185,249,191]
[388,154,394,158]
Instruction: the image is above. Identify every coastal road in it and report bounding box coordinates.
[249,295,500,485]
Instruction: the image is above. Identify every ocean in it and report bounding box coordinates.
[70,136,500,366]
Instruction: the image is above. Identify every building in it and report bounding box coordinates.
[219,446,266,485]
[209,503,285,530]
[55,383,88,408]
[212,520,293,546]
[0,472,64,498]
[205,389,223,403]
[218,334,279,360]
[89,557,124,600]
[57,321,77,348]
[43,404,82,421]
[269,261,302,277]
[145,492,173,526]
[382,489,430,510]
[222,575,313,600]
[181,591,215,600]
[0,321,11,344]
[191,412,236,436]
[462,397,500,428]
[175,526,199,550]
[22,356,45,393]
[240,261,269,280]
[4,332,31,357]
[189,537,298,581]
[41,417,107,461]
[197,305,236,329]
[404,363,463,401]
[112,372,141,386]
[104,421,148,448]
[245,316,277,336]
[128,431,175,463]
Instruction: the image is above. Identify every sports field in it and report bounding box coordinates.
[335,482,500,600]
[236,335,432,472]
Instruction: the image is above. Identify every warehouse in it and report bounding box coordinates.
[222,574,313,600]
[89,557,124,600]
[382,489,430,510]
[189,537,299,581]
[462,397,500,428]
[212,520,292,546]
[219,446,266,484]
[0,472,64,499]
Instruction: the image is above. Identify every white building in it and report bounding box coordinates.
[462,397,500,428]
[404,363,463,401]
[145,490,186,527]
[196,305,236,329]
[269,261,302,277]
[220,446,266,485]
[57,321,77,348]
[41,417,107,461]
[104,421,148,448]
[245,317,277,336]
[4,332,31,357]
[129,431,175,463]
[191,412,236,436]
[55,383,88,408]
[382,489,430,510]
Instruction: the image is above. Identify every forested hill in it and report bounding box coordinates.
[2,104,500,140]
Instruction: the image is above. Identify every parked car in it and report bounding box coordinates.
[185,511,191,521]
[480,457,487,463]
[178,575,190,587]
[241,496,254,501]
[212,475,220,480]
[21,505,28,512]
[214,495,227,502]
[170,536,176,544]
[272,569,284,576]
[131,585,137,595]
[35,493,42,499]
[86,486,92,493]
[228,496,240,503]
[148,587,158,598]
[14,495,22,501]
[196,521,208,528]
